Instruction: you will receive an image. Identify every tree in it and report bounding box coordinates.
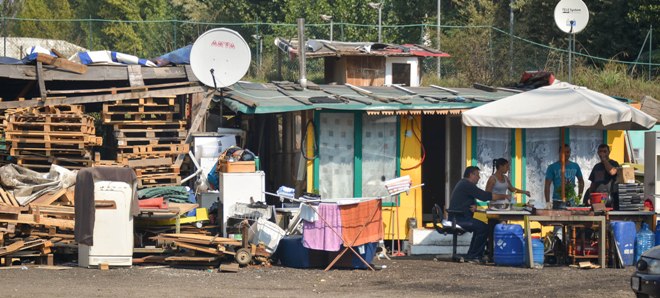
[13,0,74,40]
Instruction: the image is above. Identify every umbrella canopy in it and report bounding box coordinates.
[462,82,656,130]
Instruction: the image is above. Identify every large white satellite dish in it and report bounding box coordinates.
[553,0,589,34]
[190,28,251,88]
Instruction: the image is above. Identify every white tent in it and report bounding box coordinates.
[462,82,656,204]
[462,82,656,130]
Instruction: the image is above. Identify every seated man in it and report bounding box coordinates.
[447,166,507,263]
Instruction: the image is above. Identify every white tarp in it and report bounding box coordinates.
[0,164,77,206]
[462,82,656,130]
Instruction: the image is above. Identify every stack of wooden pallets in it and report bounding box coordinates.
[0,185,76,266]
[102,96,188,188]
[4,105,100,172]
[0,113,10,165]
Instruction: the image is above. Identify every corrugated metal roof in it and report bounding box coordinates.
[221,82,518,114]
[275,38,450,58]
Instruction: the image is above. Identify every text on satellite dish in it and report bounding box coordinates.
[211,41,236,49]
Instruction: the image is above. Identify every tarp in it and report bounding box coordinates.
[0,164,77,206]
[462,82,656,130]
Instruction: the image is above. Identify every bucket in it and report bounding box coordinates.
[494,224,524,266]
[590,193,607,204]
[524,236,545,268]
[610,221,636,266]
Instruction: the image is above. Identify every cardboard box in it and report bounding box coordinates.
[617,166,635,184]
[219,160,256,173]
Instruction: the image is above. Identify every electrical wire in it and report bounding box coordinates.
[301,119,318,161]
[400,116,426,171]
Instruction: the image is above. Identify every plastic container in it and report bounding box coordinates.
[635,222,655,263]
[248,217,286,254]
[327,242,378,269]
[523,236,545,268]
[590,192,607,204]
[276,235,328,268]
[655,220,660,246]
[493,224,524,267]
[611,221,636,266]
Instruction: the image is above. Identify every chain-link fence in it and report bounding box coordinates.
[1,18,657,86]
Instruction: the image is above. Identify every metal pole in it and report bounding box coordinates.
[297,18,307,89]
[509,0,514,78]
[378,7,382,43]
[568,34,572,83]
[259,37,263,68]
[330,20,333,42]
[437,0,441,79]
[88,16,92,50]
[650,25,653,81]
[173,19,177,49]
[2,13,6,57]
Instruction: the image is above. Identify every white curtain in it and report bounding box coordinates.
[319,113,354,198]
[570,128,603,199]
[525,128,560,208]
[361,115,397,203]
[476,127,511,190]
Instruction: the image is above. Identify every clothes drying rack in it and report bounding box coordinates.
[265,176,422,270]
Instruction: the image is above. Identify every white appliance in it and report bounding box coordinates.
[218,171,265,237]
[193,135,237,177]
[79,181,134,267]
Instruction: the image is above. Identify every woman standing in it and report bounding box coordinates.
[486,158,531,203]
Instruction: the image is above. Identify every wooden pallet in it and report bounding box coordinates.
[10,148,89,156]
[6,132,97,144]
[134,165,180,176]
[103,113,175,124]
[103,104,180,114]
[114,97,176,106]
[112,121,186,131]
[10,141,86,150]
[113,129,186,139]
[117,143,189,155]
[138,176,181,188]
[6,122,95,134]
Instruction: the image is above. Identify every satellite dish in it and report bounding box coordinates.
[554,0,589,34]
[190,28,252,88]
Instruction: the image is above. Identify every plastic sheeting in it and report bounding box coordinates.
[0,164,77,206]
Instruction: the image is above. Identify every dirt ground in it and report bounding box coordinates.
[0,256,636,298]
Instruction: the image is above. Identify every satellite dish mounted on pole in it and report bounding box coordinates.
[554,0,589,83]
[190,28,252,89]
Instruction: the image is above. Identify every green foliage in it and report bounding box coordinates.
[14,0,74,40]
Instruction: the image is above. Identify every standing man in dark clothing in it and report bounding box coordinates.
[584,144,619,205]
[448,166,508,263]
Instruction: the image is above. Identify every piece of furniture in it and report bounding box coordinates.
[218,171,265,237]
[78,181,134,267]
[432,204,465,262]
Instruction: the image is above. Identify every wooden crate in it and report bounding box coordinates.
[219,160,255,173]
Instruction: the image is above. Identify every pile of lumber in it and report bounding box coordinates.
[134,232,271,271]
[101,96,188,188]
[0,113,10,165]
[4,105,101,172]
[0,185,75,266]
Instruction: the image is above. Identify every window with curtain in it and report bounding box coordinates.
[361,115,397,203]
[570,128,602,198]
[476,128,511,190]
[525,128,559,208]
[318,113,354,198]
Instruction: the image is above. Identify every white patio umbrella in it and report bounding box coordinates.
[462,82,656,202]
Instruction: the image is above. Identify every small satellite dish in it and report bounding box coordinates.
[190,28,252,88]
[553,0,589,34]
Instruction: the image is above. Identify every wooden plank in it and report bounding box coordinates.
[219,263,240,272]
[127,65,145,87]
[30,188,67,206]
[36,62,47,98]
[159,233,240,245]
[173,241,224,256]
[61,188,75,205]
[35,53,87,74]
[0,240,25,255]
[185,90,214,143]
[0,86,205,110]
[126,157,172,168]
[0,64,192,82]
[164,256,217,262]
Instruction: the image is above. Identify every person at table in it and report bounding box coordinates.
[448,166,508,263]
[583,144,619,206]
[544,144,584,208]
[486,158,531,203]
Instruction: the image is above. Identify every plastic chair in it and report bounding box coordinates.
[432,204,465,262]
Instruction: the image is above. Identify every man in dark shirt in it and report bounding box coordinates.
[448,166,507,262]
[584,144,619,205]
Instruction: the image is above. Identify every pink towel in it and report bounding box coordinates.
[303,203,342,251]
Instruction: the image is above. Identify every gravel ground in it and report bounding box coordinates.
[0,256,636,297]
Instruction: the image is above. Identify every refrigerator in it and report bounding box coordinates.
[78,181,134,267]
[218,171,265,237]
